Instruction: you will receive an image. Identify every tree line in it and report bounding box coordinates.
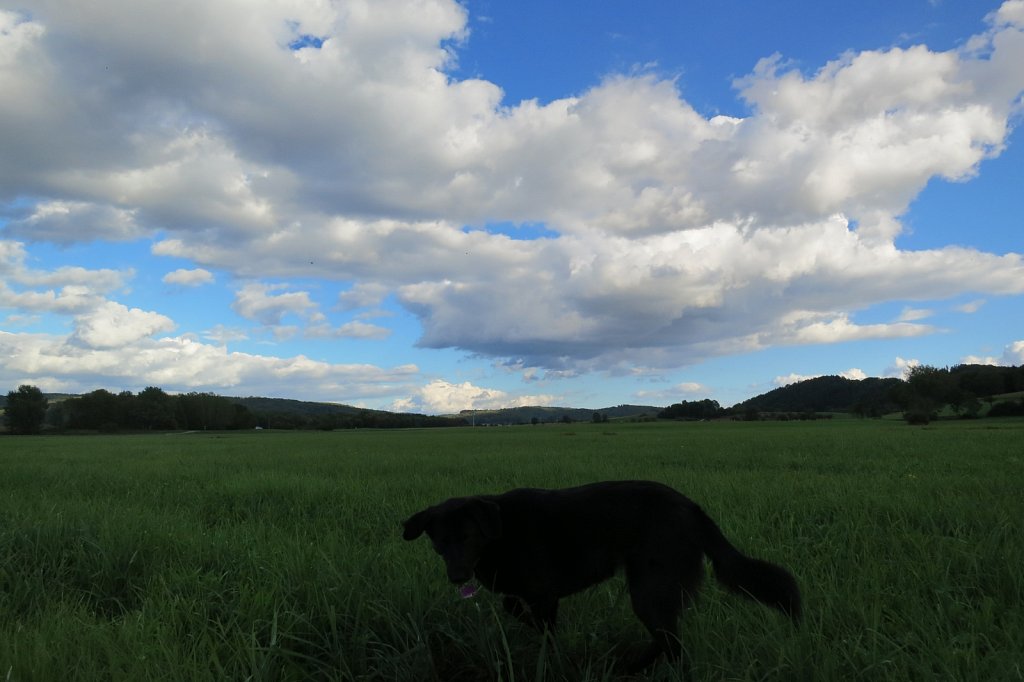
[2,385,466,434]
[892,364,1024,424]
[658,398,724,421]
[5,363,1022,434]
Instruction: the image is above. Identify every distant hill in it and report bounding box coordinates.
[731,364,1024,417]
[2,390,650,426]
[732,376,902,416]
[7,362,1019,429]
[1,390,465,431]
[229,396,367,417]
[225,396,464,429]
[456,404,662,425]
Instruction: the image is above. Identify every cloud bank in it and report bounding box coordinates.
[1,1,1023,407]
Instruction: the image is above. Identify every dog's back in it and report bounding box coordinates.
[469,482,701,598]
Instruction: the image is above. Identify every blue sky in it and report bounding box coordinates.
[1,0,1022,413]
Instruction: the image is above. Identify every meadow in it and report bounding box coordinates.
[1,419,1021,681]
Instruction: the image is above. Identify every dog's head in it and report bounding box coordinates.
[402,496,502,584]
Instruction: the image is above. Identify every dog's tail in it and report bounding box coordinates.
[695,505,802,622]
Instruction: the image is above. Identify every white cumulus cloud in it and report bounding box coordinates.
[887,357,921,379]
[5,201,143,244]
[954,299,986,313]
[69,301,175,349]
[163,268,214,287]
[1,1,1023,388]
[633,382,710,403]
[962,339,1024,365]
[394,379,556,414]
[0,328,419,401]
[231,282,316,326]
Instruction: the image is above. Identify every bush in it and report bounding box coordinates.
[987,399,1024,418]
[903,410,933,425]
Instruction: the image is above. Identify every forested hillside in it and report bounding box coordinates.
[456,404,662,425]
[734,376,902,416]
[2,388,465,432]
[727,364,1023,421]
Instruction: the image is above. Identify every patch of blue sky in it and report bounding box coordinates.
[900,140,1024,253]
[216,286,408,361]
[456,1,990,115]
[13,240,242,343]
[851,301,936,326]
[283,19,325,51]
[288,34,325,51]
[0,196,35,223]
[1,311,69,337]
[463,221,559,240]
[694,343,901,402]
[829,302,991,364]
[25,239,150,275]
[942,295,1022,346]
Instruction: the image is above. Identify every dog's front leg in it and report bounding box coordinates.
[528,596,558,630]
[502,595,530,623]
[502,595,558,631]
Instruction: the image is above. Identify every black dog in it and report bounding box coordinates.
[402,480,800,670]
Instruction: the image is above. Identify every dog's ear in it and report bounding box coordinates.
[467,498,502,541]
[402,508,433,541]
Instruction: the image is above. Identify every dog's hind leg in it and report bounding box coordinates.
[625,577,682,669]
[623,549,703,671]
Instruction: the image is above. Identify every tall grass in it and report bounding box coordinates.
[1,420,1022,680]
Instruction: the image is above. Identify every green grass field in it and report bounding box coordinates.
[1,420,1022,681]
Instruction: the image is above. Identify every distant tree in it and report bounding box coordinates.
[136,386,178,430]
[176,392,239,430]
[44,400,70,431]
[117,390,137,427]
[851,400,870,419]
[660,399,723,421]
[953,365,1008,399]
[5,385,49,434]
[897,365,952,425]
[65,389,120,431]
